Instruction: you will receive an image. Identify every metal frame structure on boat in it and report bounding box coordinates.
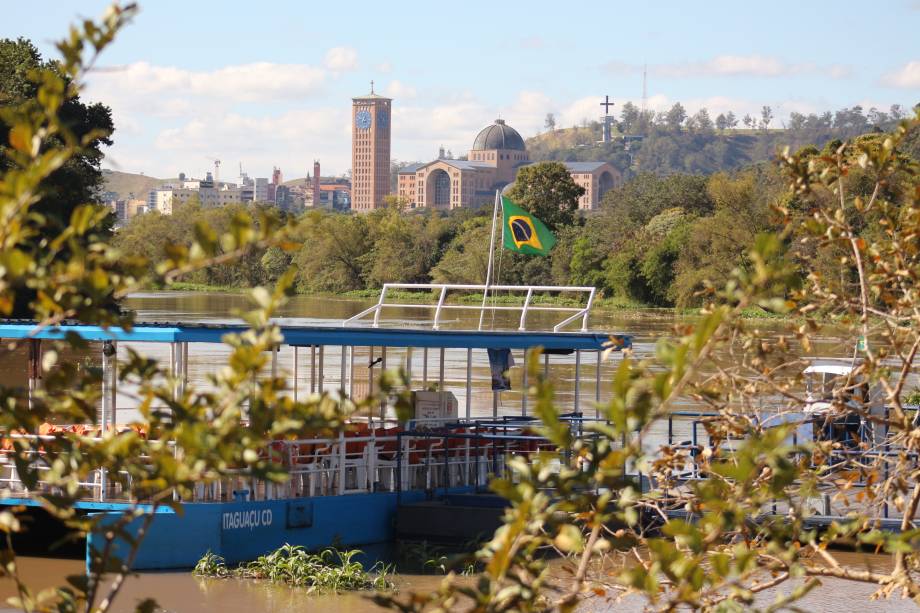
[342,283,597,332]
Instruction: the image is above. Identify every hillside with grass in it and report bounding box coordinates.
[101,169,171,199]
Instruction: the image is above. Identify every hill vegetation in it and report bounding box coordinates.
[528,102,912,176]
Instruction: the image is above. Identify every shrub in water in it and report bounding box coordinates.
[194,545,394,593]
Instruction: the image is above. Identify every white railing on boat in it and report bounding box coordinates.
[342,283,597,332]
[2,415,919,525]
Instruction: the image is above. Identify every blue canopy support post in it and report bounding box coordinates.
[465,349,472,418]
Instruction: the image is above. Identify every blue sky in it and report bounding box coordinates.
[4,0,919,180]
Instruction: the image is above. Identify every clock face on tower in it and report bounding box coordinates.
[355,109,372,130]
[377,110,388,128]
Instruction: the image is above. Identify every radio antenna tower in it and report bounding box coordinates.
[641,63,648,114]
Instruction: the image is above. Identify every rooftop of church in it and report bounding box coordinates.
[472,119,525,151]
[398,159,495,174]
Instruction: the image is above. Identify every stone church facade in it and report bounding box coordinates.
[397,119,620,211]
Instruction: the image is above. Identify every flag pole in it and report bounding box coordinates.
[479,190,501,331]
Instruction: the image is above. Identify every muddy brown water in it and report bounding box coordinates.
[1,552,915,612]
[0,292,908,611]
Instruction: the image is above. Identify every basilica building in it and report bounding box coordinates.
[397,119,620,211]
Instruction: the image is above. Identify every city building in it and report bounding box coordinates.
[397,119,621,210]
[108,198,147,227]
[254,177,269,202]
[268,167,283,203]
[351,85,391,211]
[151,173,243,215]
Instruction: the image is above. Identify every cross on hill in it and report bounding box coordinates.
[600,95,614,115]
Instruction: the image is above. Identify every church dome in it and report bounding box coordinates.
[472,119,525,151]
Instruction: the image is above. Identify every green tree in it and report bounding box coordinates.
[760,105,773,130]
[619,101,640,133]
[431,217,492,284]
[665,102,687,131]
[689,108,714,132]
[725,110,738,128]
[503,161,584,230]
[0,38,113,227]
[365,208,451,286]
[1,37,117,315]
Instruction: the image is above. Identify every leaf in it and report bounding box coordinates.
[8,124,33,154]
[554,524,585,553]
[0,512,20,533]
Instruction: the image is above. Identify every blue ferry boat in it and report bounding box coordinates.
[0,283,632,569]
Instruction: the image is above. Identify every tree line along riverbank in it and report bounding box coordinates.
[114,126,918,312]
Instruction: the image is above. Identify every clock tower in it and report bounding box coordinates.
[351,83,391,211]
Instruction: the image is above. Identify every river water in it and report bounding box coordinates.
[0,292,911,611]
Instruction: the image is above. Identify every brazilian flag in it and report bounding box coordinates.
[501,196,556,256]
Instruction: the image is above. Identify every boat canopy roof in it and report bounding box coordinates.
[804,359,858,376]
[0,320,631,352]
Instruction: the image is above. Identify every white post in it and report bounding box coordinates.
[522,351,528,417]
[423,348,428,388]
[318,346,325,393]
[340,346,347,394]
[349,345,355,399]
[465,348,472,419]
[439,347,446,414]
[479,190,501,331]
[380,346,388,421]
[574,349,581,414]
[595,349,602,419]
[310,345,316,393]
[293,346,299,402]
[406,347,413,389]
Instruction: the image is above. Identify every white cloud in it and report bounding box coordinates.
[323,47,358,73]
[385,80,417,99]
[376,62,393,74]
[88,61,327,105]
[145,107,351,180]
[603,55,851,79]
[882,60,920,88]
[698,55,787,77]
